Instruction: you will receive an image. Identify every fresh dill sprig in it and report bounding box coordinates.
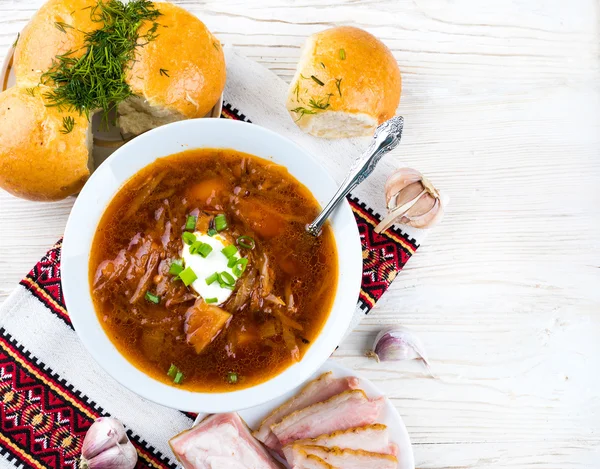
[293,81,300,101]
[60,116,76,134]
[12,33,20,48]
[148,21,160,36]
[213,41,220,50]
[308,93,332,110]
[25,87,36,97]
[54,21,74,33]
[310,75,324,86]
[290,106,317,122]
[339,48,346,60]
[41,0,162,126]
[320,62,325,69]
[159,68,170,77]
[290,93,333,121]
[335,78,342,97]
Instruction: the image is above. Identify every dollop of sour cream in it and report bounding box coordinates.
[181,232,241,305]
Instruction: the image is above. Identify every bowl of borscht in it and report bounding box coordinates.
[62,118,362,412]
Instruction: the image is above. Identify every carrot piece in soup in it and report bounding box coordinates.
[187,179,227,206]
[237,199,285,238]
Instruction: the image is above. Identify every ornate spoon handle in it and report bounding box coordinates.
[306,116,404,236]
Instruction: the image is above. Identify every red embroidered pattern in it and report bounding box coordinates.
[0,331,174,469]
[348,197,417,310]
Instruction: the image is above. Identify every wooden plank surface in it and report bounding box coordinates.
[1,0,599,467]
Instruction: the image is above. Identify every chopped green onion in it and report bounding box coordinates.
[205,297,218,304]
[227,257,238,268]
[221,284,235,291]
[190,242,213,258]
[220,271,235,286]
[237,236,255,250]
[214,214,227,231]
[179,267,198,286]
[167,364,178,378]
[205,272,219,285]
[182,232,196,245]
[227,372,238,384]
[169,259,184,275]
[185,215,197,231]
[207,228,217,237]
[197,243,213,257]
[145,291,160,304]
[174,371,184,385]
[221,245,238,259]
[232,258,249,278]
[339,48,346,60]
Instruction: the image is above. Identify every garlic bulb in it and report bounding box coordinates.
[367,326,431,372]
[80,417,138,469]
[375,168,444,233]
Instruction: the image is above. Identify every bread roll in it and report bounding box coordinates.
[13,0,100,88]
[120,2,226,135]
[286,27,401,138]
[0,86,92,201]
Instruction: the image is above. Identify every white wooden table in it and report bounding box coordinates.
[1,1,599,467]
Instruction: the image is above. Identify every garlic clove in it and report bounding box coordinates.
[84,442,138,469]
[82,418,128,460]
[384,168,424,209]
[376,168,445,233]
[389,181,425,210]
[80,417,137,469]
[404,189,436,218]
[367,326,431,373]
[404,195,444,229]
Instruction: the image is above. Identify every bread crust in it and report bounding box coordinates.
[5,0,226,200]
[286,26,401,137]
[14,0,100,88]
[0,86,91,201]
[126,2,226,119]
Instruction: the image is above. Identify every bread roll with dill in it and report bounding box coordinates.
[119,2,226,135]
[13,0,100,88]
[0,86,92,201]
[286,27,401,138]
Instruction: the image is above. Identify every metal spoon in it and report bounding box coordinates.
[306,116,404,236]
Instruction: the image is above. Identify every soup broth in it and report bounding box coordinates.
[90,149,338,391]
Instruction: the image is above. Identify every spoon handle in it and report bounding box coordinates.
[306,116,404,236]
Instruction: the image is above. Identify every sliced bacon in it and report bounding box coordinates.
[289,445,398,469]
[169,413,281,469]
[253,372,359,451]
[270,390,384,449]
[282,424,395,462]
[291,450,334,469]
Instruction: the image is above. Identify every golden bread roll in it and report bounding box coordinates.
[0,86,91,201]
[13,0,100,88]
[286,26,401,138]
[2,0,226,201]
[120,2,226,135]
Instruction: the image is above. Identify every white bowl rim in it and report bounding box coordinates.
[62,118,363,412]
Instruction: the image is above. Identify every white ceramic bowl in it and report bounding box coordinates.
[62,118,362,413]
